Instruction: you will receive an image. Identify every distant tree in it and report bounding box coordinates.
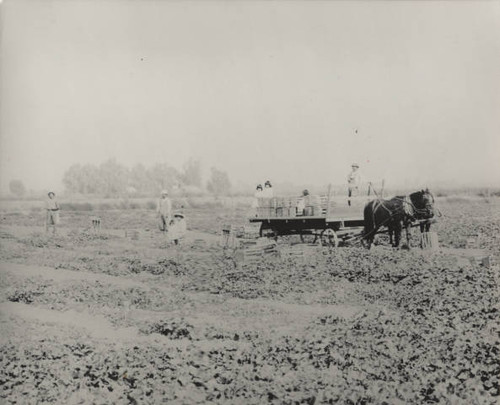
[148,163,180,192]
[63,164,85,193]
[81,164,102,194]
[181,158,202,187]
[98,159,129,195]
[9,179,26,197]
[63,163,102,194]
[62,159,190,195]
[130,163,153,193]
[207,167,231,196]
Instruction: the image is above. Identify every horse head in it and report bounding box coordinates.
[410,189,435,219]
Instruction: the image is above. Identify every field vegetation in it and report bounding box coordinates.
[0,196,498,404]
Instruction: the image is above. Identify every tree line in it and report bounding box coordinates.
[61,159,231,196]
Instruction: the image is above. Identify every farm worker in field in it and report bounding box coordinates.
[157,190,172,232]
[347,163,362,206]
[169,213,187,245]
[45,192,60,234]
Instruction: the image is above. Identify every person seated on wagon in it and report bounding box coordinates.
[347,163,362,206]
[296,189,308,216]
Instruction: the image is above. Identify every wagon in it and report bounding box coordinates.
[249,190,367,247]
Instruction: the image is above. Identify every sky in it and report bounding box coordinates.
[1,0,499,193]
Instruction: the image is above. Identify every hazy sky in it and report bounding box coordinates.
[1,0,499,193]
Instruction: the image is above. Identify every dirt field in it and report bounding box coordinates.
[0,197,499,404]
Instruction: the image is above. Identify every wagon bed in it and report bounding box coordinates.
[249,196,367,246]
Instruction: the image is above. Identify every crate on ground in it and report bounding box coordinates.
[220,223,260,248]
[420,231,439,250]
[466,234,480,249]
[243,223,261,239]
[220,224,238,248]
[468,255,495,269]
[125,229,140,240]
[241,238,279,264]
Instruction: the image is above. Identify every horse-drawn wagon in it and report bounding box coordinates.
[249,187,438,249]
[249,189,368,247]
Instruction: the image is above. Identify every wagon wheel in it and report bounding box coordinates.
[300,231,319,245]
[260,224,279,241]
[320,228,339,248]
[259,223,265,237]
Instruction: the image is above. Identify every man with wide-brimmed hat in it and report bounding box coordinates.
[157,190,172,232]
[347,163,361,206]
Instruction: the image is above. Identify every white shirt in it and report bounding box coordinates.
[347,170,362,188]
[262,187,274,198]
[46,198,59,210]
[157,197,172,217]
[252,190,263,208]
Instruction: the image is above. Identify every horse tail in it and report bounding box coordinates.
[363,201,375,239]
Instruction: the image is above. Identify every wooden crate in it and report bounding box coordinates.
[125,229,140,240]
[468,255,495,269]
[420,232,439,250]
[240,238,278,264]
[257,207,275,218]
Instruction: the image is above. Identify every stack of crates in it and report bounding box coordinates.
[275,197,285,217]
[304,195,323,217]
[284,197,298,217]
[255,195,335,218]
[320,195,336,217]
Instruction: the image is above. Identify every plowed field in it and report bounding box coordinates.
[1,197,498,404]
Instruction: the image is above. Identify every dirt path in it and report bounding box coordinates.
[0,262,150,290]
[1,261,365,343]
[0,301,145,341]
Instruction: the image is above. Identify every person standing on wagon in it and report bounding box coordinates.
[45,192,60,234]
[251,184,263,216]
[347,163,362,207]
[157,190,172,232]
[262,180,274,198]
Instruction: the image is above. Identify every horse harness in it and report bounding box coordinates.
[366,194,417,240]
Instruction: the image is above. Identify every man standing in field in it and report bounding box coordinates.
[347,163,361,206]
[157,190,172,232]
[45,192,60,234]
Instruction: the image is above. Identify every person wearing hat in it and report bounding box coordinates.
[262,180,274,199]
[45,192,60,234]
[347,163,361,206]
[157,190,172,232]
[251,184,264,215]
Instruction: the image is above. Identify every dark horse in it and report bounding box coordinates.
[363,189,435,249]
